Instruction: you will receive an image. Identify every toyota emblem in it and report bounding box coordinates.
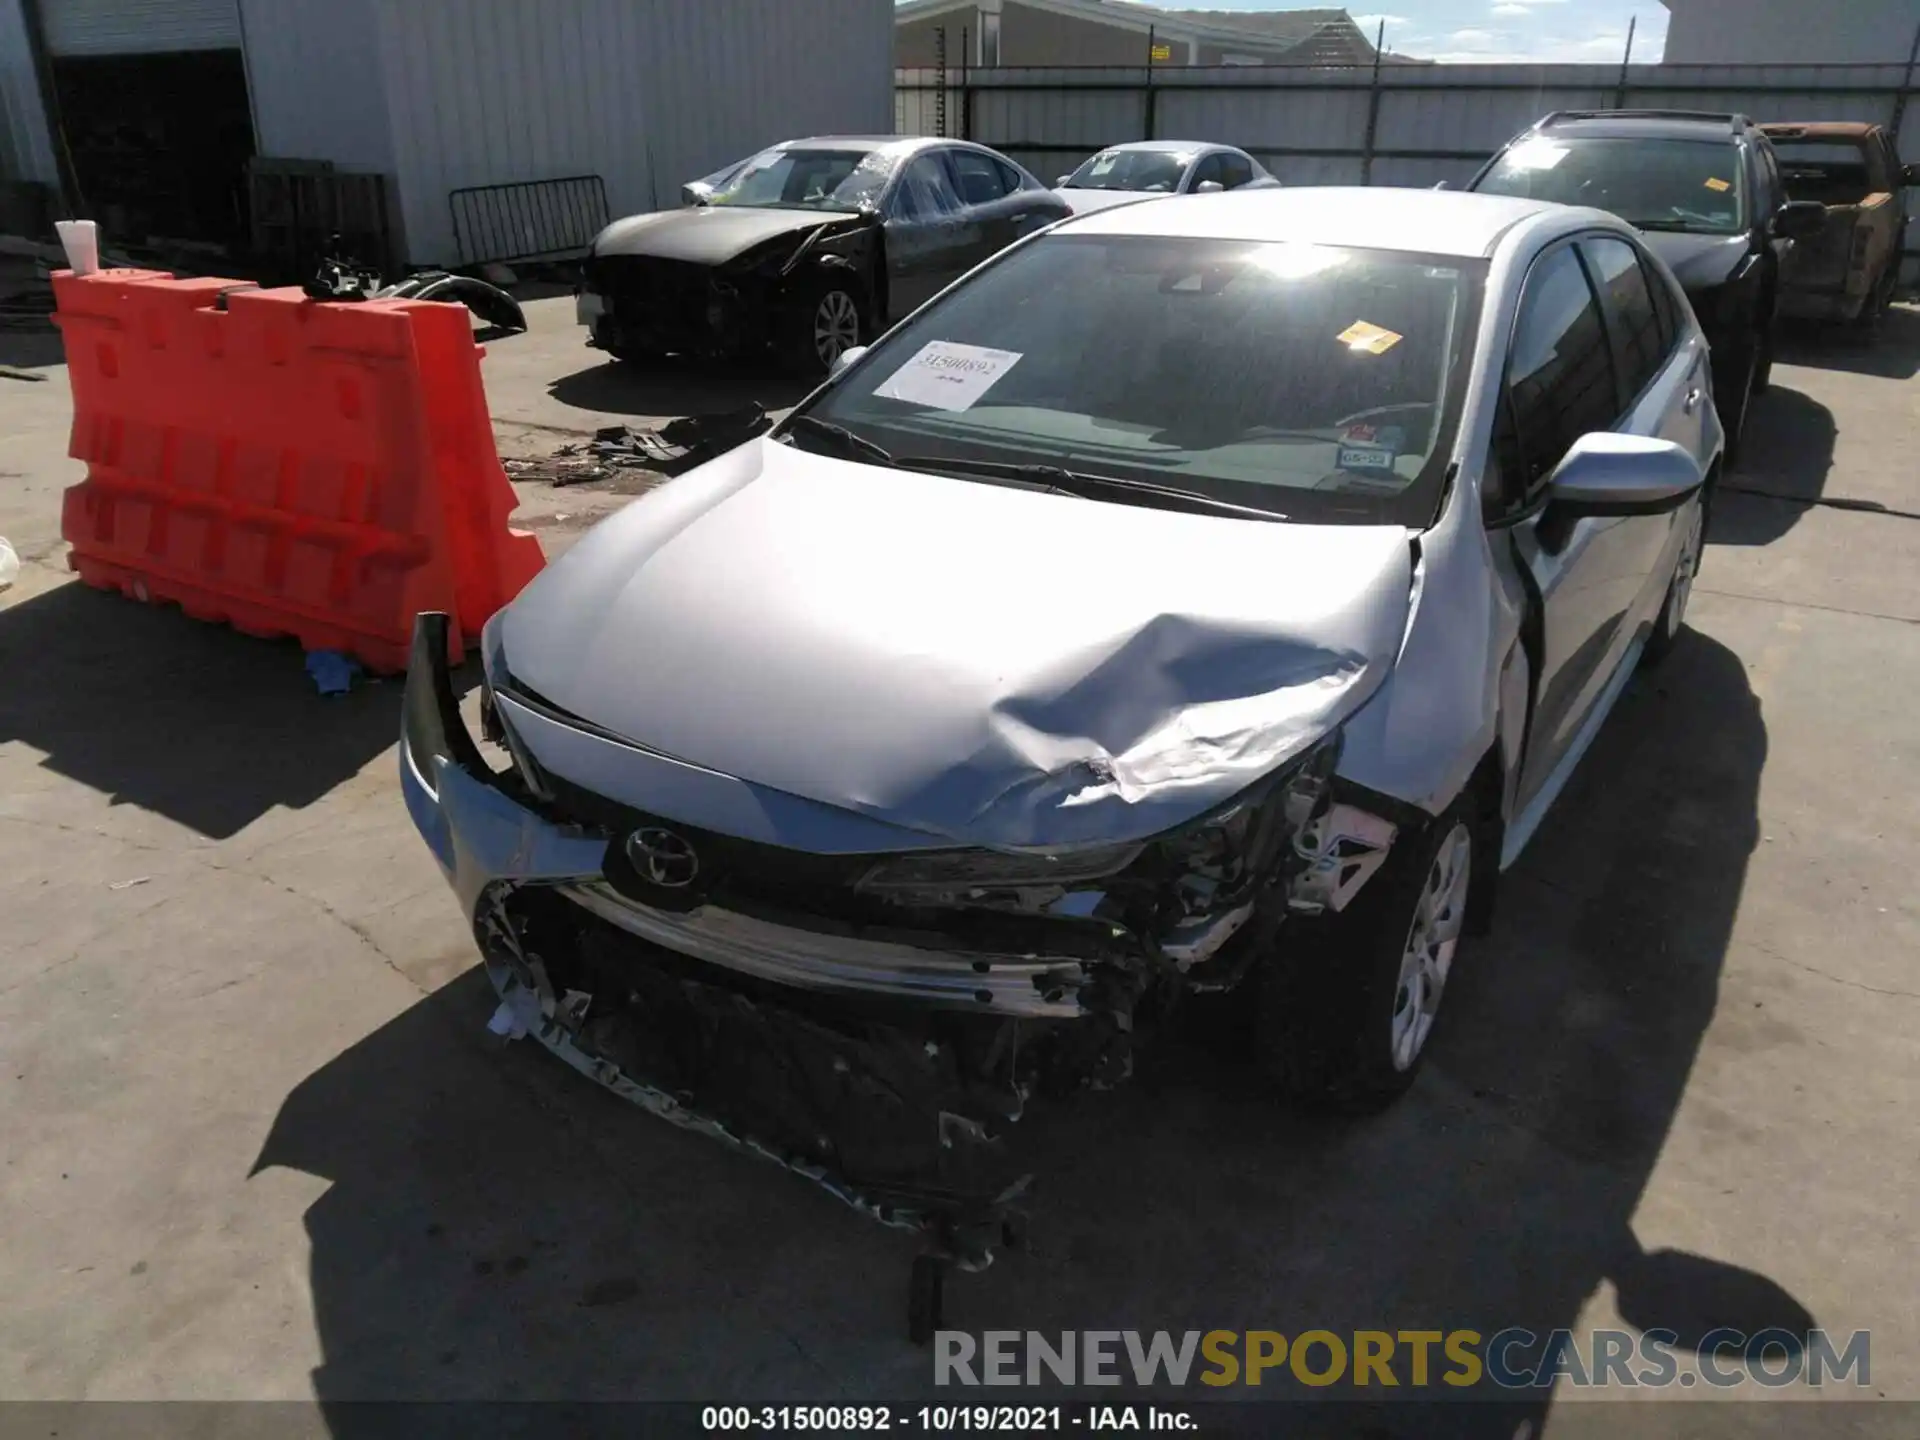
[626,826,700,889]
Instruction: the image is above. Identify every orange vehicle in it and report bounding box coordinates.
[1761,121,1915,327]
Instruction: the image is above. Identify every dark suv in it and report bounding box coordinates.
[1467,110,1825,457]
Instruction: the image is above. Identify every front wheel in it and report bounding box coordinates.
[789,283,865,378]
[1256,805,1475,1110]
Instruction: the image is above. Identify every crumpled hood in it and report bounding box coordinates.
[1642,231,1751,293]
[1054,188,1173,216]
[500,439,1413,850]
[590,206,863,266]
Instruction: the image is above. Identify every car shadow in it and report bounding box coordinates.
[256,628,1798,1433]
[1772,304,1920,381]
[548,354,812,420]
[0,581,476,840]
[0,327,65,371]
[1711,384,1837,547]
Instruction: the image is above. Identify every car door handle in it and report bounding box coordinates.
[1683,387,1701,415]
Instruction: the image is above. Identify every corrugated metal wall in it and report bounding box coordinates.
[371,0,894,267]
[241,0,396,174]
[901,61,1920,272]
[38,0,241,55]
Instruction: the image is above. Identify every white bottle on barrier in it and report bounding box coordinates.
[0,538,18,591]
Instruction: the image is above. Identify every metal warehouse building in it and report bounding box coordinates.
[0,0,894,269]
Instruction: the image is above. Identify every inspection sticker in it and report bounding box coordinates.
[1337,422,1405,474]
[875,341,1023,412]
[1337,320,1403,355]
[1705,176,1731,192]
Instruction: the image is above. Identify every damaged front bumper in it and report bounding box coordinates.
[401,615,1102,1264]
[401,615,1400,1266]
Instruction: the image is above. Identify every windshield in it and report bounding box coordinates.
[1064,149,1189,193]
[706,146,892,212]
[1474,136,1746,234]
[792,234,1485,527]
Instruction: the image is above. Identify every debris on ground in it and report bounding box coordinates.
[503,405,772,487]
[108,877,151,891]
[304,650,362,696]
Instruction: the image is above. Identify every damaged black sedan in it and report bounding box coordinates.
[577,136,1068,375]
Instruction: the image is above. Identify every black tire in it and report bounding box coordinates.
[788,281,865,378]
[1851,269,1897,338]
[1255,801,1476,1111]
[1713,333,1759,466]
[907,1255,945,1346]
[1751,322,1774,394]
[1642,497,1705,669]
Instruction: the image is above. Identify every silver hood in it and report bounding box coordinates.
[1053,188,1174,216]
[589,206,863,266]
[499,439,1414,850]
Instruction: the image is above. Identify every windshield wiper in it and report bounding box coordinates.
[892,455,1286,522]
[780,415,896,466]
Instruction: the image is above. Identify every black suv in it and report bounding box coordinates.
[1467,110,1826,457]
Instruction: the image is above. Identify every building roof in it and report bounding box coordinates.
[896,0,1381,63]
[1058,185,1571,258]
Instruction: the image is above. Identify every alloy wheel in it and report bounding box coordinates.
[1389,822,1472,1072]
[813,291,861,370]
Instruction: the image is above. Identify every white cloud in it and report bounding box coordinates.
[1351,11,1411,26]
[1490,3,1530,14]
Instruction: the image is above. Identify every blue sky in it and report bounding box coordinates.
[1284,1,1665,63]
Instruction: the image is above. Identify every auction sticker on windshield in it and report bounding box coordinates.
[875,341,1024,412]
[1337,321,1403,355]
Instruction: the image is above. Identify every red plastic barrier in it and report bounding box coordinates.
[53,270,544,672]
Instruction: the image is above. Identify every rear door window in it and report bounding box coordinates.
[1220,152,1256,189]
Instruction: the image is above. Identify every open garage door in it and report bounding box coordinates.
[39,0,255,250]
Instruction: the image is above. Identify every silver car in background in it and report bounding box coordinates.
[1054,139,1277,214]
[401,186,1719,1306]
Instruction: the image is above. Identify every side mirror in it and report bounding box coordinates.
[830,344,868,379]
[1771,199,1826,240]
[1055,175,1072,187]
[681,183,713,208]
[1432,180,1452,191]
[1903,162,1919,187]
[1547,433,1705,519]
[1194,180,1225,194]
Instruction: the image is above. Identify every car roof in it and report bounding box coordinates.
[1055,185,1573,258]
[1097,139,1218,155]
[1531,112,1744,143]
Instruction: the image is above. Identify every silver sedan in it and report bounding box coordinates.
[1054,139,1277,213]
[400,185,1720,1282]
